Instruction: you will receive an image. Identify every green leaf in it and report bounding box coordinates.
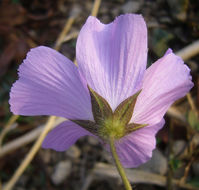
[88,86,112,124]
[126,123,148,133]
[113,90,141,126]
[70,119,98,135]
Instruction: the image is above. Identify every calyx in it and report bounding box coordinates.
[70,86,147,140]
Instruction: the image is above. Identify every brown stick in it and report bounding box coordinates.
[0,118,65,158]
[3,116,57,190]
[0,115,19,147]
[91,0,101,17]
[93,163,199,190]
[176,40,199,61]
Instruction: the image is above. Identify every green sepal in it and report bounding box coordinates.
[70,88,146,140]
[126,123,148,133]
[88,86,112,124]
[113,90,141,126]
[70,119,98,135]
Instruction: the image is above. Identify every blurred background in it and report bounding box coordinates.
[0,0,199,189]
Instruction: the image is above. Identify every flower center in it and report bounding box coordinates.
[71,86,147,140]
[99,118,126,139]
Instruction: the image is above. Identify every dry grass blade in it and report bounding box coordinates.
[176,40,199,61]
[93,163,199,190]
[180,157,195,185]
[62,31,79,43]
[0,117,66,158]
[3,116,57,190]
[91,0,101,17]
[186,93,198,117]
[54,17,75,51]
[0,115,19,147]
[167,106,187,124]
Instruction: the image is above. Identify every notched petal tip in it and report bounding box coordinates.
[77,13,148,110]
[86,13,145,26]
[133,48,193,125]
[164,48,173,55]
[167,50,193,86]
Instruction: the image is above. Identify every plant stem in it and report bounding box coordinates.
[109,136,132,190]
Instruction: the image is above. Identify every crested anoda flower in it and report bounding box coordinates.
[9,14,193,168]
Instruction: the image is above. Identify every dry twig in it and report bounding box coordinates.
[186,93,198,117]
[54,17,76,51]
[3,116,57,190]
[176,40,199,61]
[180,157,195,185]
[0,115,19,147]
[62,31,79,43]
[91,0,101,17]
[167,106,187,124]
[0,117,65,158]
[54,5,81,50]
[92,163,199,190]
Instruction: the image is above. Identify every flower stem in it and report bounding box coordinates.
[109,136,132,190]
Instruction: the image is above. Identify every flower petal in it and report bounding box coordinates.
[42,121,92,151]
[115,119,165,168]
[76,14,147,110]
[9,46,93,120]
[132,49,193,125]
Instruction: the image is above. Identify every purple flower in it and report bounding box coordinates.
[9,14,193,168]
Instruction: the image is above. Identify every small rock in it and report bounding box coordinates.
[88,136,99,146]
[192,162,199,176]
[121,1,141,13]
[65,145,81,159]
[138,149,167,175]
[192,134,199,146]
[51,160,72,185]
[173,140,187,158]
